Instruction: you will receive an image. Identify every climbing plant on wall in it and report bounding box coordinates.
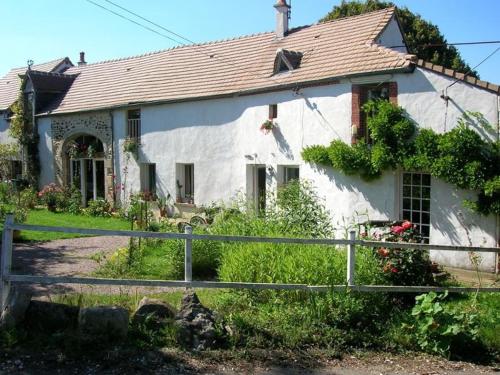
[9,77,40,187]
[301,101,500,215]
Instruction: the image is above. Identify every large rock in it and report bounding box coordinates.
[25,300,79,332]
[132,297,176,329]
[0,288,32,330]
[78,305,129,341]
[174,290,222,351]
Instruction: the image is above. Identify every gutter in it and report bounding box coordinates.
[35,66,413,118]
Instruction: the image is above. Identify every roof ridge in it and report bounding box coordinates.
[317,6,395,27]
[71,31,275,68]
[10,57,68,71]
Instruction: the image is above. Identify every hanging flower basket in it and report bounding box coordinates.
[260,119,276,135]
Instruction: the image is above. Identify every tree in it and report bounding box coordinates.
[321,0,479,78]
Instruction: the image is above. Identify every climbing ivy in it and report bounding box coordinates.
[9,77,40,187]
[301,101,500,215]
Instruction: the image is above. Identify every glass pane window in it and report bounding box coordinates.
[401,172,431,243]
[284,167,299,184]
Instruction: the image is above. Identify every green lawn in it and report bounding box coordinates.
[17,209,130,242]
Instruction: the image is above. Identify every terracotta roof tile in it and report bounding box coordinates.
[415,59,500,94]
[0,58,71,111]
[41,7,417,115]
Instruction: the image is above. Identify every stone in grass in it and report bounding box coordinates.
[25,300,79,332]
[132,297,176,329]
[174,290,223,351]
[78,305,129,342]
[0,288,32,330]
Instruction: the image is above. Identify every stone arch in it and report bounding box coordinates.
[51,112,114,201]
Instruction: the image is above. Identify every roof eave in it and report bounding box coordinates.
[37,66,413,118]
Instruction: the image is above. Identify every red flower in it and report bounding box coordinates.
[390,267,399,273]
[377,248,389,257]
[401,221,412,231]
[391,225,404,234]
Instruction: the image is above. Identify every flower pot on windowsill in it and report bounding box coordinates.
[260,119,276,135]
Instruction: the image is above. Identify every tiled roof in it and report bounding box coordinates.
[46,7,415,115]
[0,58,71,111]
[415,59,500,94]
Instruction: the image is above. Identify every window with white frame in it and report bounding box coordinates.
[401,172,431,243]
[176,163,194,204]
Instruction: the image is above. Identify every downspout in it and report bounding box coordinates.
[109,111,116,205]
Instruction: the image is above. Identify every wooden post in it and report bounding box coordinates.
[184,225,193,283]
[347,230,356,287]
[1,214,14,311]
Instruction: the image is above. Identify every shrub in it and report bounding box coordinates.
[374,221,436,287]
[19,188,38,209]
[0,182,14,204]
[407,292,479,358]
[85,198,112,217]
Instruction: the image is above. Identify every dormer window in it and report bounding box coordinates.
[273,49,303,74]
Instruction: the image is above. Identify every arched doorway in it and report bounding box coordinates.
[65,135,106,206]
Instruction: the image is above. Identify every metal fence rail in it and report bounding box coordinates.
[1,214,499,310]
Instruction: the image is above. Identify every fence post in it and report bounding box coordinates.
[347,230,356,287]
[1,214,14,311]
[184,225,193,284]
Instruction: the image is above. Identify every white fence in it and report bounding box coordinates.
[1,214,499,310]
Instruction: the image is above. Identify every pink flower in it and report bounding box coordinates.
[391,225,404,234]
[390,267,399,273]
[401,221,412,231]
[377,248,389,257]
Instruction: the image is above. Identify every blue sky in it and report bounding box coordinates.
[1,0,499,83]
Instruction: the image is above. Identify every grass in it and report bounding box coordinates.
[17,208,130,242]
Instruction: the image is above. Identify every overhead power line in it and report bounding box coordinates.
[389,40,500,49]
[447,46,500,89]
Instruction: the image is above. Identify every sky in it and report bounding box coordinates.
[1,0,499,84]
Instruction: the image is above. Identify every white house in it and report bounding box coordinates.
[0,3,498,271]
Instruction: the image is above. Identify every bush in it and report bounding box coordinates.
[407,292,480,358]
[85,198,112,217]
[373,221,436,287]
[38,183,64,211]
[20,188,38,209]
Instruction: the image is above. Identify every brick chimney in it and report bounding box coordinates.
[274,0,290,39]
[78,51,87,66]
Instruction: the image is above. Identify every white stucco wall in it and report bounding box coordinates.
[41,65,498,271]
[37,117,54,188]
[377,15,407,53]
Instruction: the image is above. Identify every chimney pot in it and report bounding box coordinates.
[78,51,87,66]
[274,0,290,39]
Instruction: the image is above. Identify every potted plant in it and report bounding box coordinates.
[260,119,276,135]
[123,138,140,156]
[38,183,63,212]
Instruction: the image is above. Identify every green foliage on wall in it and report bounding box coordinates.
[301,101,500,215]
[9,77,40,187]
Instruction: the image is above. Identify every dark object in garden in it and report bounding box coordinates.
[132,297,176,329]
[25,300,79,332]
[174,290,222,351]
[78,305,129,341]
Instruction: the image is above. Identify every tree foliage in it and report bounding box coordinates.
[320,0,478,78]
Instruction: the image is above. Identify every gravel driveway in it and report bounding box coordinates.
[12,236,134,296]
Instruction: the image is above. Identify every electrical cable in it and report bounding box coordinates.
[389,40,500,49]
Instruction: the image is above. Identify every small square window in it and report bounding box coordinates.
[401,172,431,243]
[269,104,278,119]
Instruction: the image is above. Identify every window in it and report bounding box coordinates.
[273,49,303,74]
[140,163,156,196]
[127,109,141,140]
[351,82,397,144]
[278,165,299,186]
[176,163,194,204]
[401,172,431,243]
[269,104,278,119]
